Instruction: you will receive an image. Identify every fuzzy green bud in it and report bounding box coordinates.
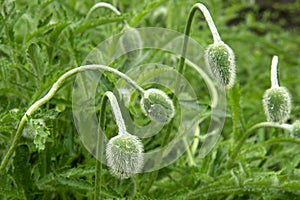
[140,89,175,124]
[120,25,143,60]
[263,87,291,124]
[106,133,143,179]
[204,42,236,88]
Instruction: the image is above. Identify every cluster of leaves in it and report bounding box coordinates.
[0,0,299,199]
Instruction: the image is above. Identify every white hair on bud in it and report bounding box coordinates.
[204,42,236,88]
[106,133,144,179]
[262,86,291,124]
[140,88,175,124]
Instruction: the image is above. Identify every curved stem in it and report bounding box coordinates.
[94,91,125,199]
[193,3,222,43]
[143,3,223,193]
[228,122,292,167]
[85,2,129,26]
[185,59,218,107]
[144,3,222,192]
[271,55,279,88]
[178,3,222,78]
[0,64,144,174]
[104,91,127,134]
[86,2,121,20]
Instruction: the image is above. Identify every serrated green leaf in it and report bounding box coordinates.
[0,188,20,198]
[129,0,168,27]
[281,181,300,192]
[59,166,95,178]
[75,17,124,33]
[25,23,63,42]
[55,176,93,191]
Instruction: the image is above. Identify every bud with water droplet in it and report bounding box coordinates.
[140,89,175,124]
[106,133,144,179]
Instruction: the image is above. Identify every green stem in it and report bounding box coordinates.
[185,59,218,107]
[183,137,195,166]
[178,3,222,77]
[0,64,144,175]
[95,91,126,199]
[142,118,174,193]
[191,126,200,156]
[143,3,222,193]
[228,122,292,167]
[85,2,129,27]
[94,94,108,200]
[86,2,121,20]
[105,91,127,134]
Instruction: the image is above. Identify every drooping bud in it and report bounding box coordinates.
[140,89,175,124]
[120,25,143,60]
[106,133,143,179]
[263,87,291,123]
[204,41,236,88]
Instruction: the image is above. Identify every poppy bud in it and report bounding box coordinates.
[106,133,143,179]
[263,87,291,123]
[204,42,236,88]
[262,56,291,124]
[120,25,143,60]
[140,89,175,124]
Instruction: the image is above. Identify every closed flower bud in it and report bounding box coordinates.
[262,87,291,124]
[140,89,175,124]
[120,25,143,60]
[204,42,236,88]
[291,121,300,138]
[106,133,143,179]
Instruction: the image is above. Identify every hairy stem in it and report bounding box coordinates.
[143,3,222,192]
[86,2,121,20]
[95,91,125,199]
[85,2,129,27]
[228,122,292,167]
[271,55,279,88]
[105,91,127,134]
[178,2,222,78]
[0,65,144,174]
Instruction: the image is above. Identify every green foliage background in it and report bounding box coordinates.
[0,0,299,199]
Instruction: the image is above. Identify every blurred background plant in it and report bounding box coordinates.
[0,0,299,199]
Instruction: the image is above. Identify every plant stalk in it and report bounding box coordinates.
[270,55,279,88]
[228,122,292,167]
[0,65,144,175]
[95,91,125,199]
[143,2,222,192]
